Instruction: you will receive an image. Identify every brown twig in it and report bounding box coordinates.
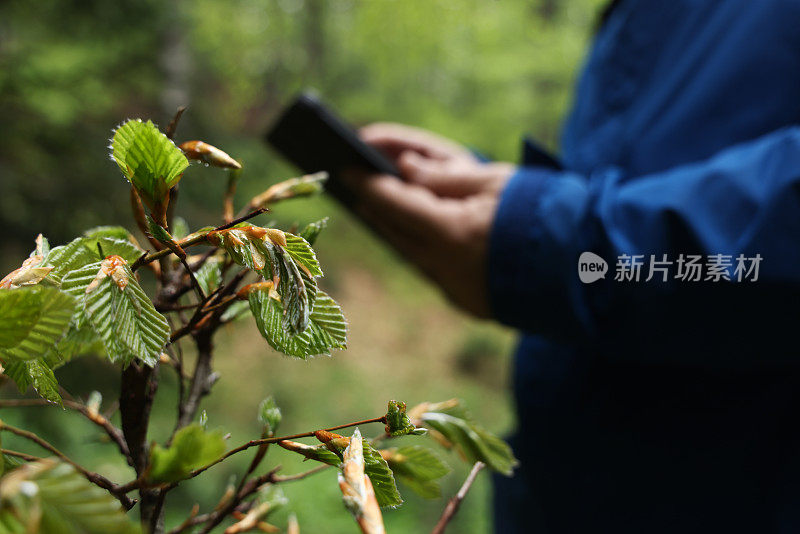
[0,421,134,509]
[0,398,132,467]
[131,187,165,254]
[431,462,486,534]
[122,417,383,495]
[1,448,41,462]
[177,416,386,484]
[131,207,268,272]
[165,106,187,140]
[223,169,239,224]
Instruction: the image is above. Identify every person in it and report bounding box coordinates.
[342,0,800,532]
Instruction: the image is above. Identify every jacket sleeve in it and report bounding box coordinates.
[488,126,800,364]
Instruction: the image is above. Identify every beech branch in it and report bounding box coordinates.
[131,207,268,272]
[0,421,135,509]
[431,462,486,534]
[0,398,132,466]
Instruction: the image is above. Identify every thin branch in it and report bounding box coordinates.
[130,187,165,255]
[272,464,329,483]
[1,448,41,462]
[165,106,187,140]
[172,417,385,485]
[169,269,248,344]
[0,421,135,509]
[178,254,207,302]
[223,169,239,224]
[0,398,132,466]
[122,417,385,495]
[196,465,281,534]
[431,462,486,534]
[131,207,268,272]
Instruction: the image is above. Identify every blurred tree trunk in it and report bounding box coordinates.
[161,0,191,120]
[304,0,326,78]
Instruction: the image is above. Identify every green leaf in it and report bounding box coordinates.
[207,226,315,333]
[317,432,403,508]
[220,300,250,322]
[145,215,173,244]
[45,236,142,284]
[382,446,450,499]
[110,119,188,208]
[385,400,425,437]
[50,324,104,362]
[148,424,226,484]
[258,397,281,436]
[248,288,346,359]
[277,440,341,467]
[61,259,169,367]
[171,217,190,240]
[299,217,329,246]
[277,250,311,334]
[195,258,223,296]
[418,400,518,476]
[0,286,76,362]
[251,172,328,207]
[283,233,323,277]
[0,460,141,534]
[3,360,62,405]
[83,226,133,242]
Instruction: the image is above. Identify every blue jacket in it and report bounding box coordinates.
[488,1,800,532]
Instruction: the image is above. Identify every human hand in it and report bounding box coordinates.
[342,123,515,317]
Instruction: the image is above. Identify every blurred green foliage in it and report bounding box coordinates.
[0,0,604,531]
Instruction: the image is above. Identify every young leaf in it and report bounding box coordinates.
[0,286,76,362]
[61,257,170,367]
[3,359,62,405]
[171,217,190,240]
[83,226,134,242]
[299,217,329,246]
[0,459,141,534]
[146,215,174,244]
[315,431,403,509]
[0,255,53,289]
[220,300,251,322]
[416,400,519,476]
[148,424,226,483]
[195,258,223,296]
[278,251,311,334]
[110,119,188,209]
[207,226,316,333]
[250,172,328,207]
[276,440,342,467]
[384,400,426,437]
[179,140,241,169]
[381,446,450,499]
[45,236,143,284]
[283,233,323,277]
[248,287,346,359]
[258,396,282,436]
[338,428,386,534]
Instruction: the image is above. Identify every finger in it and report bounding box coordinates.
[341,170,455,237]
[398,151,495,198]
[359,123,472,161]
